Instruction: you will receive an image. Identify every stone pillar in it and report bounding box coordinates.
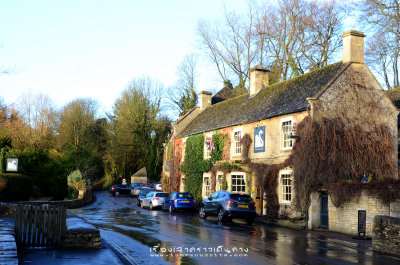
[308,191,321,229]
[390,199,400,218]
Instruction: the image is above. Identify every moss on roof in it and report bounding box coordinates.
[177,62,345,138]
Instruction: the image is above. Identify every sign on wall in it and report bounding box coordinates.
[6,158,18,172]
[254,126,265,153]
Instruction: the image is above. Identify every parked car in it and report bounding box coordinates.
[131,186,153,197]
[131,183,142,189]
[109,184,131,196]
[162,192,196,213]
[141,192,168,210]
[199,191,256,225]
[137,188,155,207]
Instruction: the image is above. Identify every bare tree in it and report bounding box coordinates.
[168,54,199,116]
[360,0,400,89]
[257,0,344,81]
[197,3,259,92]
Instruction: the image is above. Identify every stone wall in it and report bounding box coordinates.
[308,191,400,236]
[373,215,400,256]
[328,192,390,236]
[64,217,101,249]
[0,219,17,265]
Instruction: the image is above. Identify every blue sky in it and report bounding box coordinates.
[0,0,249,114]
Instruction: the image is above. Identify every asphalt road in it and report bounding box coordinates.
[65,191,400,265]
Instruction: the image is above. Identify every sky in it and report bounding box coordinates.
[0,0,359,117]
[0,0,250,115]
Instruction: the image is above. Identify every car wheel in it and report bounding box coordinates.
[218,208,226,223]
[115,191,119,196]
[169,204,174,213]
[150,203,153,210]
[137,201,141,207]
[246,217,255,225]
[161,204,166,211]
[199,206,207,219]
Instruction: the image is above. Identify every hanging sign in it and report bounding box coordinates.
[6,158,18,172]
[254,126,265,153]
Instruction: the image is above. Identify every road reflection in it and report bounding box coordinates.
[68,191,400,265]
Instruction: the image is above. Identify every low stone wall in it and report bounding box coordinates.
[0,203,16,217]
[0,189,94,217]
[373,215,400,256]
[64,189,93,209]
[65,217,101,249]
[308,191,400,236]
[328,192,390,236]
[0,219,17,265]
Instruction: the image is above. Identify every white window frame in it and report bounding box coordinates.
[230,172,246,193]
[232,128,242,156]
[204,133,212,159]
[204,175,211,197]
[217,174,224,190]
[182,137,187,161]
[279,170,293,204]
[281,117,293,150]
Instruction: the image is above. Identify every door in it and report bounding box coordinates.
[320,194,329,229]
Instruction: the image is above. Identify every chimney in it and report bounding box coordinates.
[199,91,212,111]
[249,65,269,96]
[341,30,366,64]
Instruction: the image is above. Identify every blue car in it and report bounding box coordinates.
[199,191,256,225]
[162,192,196,213]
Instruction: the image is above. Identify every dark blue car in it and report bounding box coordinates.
[162,192,196,213]
[199,191,256,225]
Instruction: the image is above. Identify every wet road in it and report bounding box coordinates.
[68,191,400,265]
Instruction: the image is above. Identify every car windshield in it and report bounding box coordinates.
[177,193,193,199]
[155,193,168,197]
[141,190,153,196]
[230,194,252,202]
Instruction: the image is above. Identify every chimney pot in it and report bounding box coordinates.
[341,30,366,64]
[199,91,212,111]
[249,65,269,96]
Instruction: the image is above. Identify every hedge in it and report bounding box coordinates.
[0,173,33,202]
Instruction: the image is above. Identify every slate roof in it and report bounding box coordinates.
[177,62,345,138]
[212,86,236,104]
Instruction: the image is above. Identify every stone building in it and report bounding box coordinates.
[162,30,399,236]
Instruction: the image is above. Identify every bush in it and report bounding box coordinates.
[67,170,86,198]
[0,173,33,202]
[5,148,69,200]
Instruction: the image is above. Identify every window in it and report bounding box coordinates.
[204,134,212,159]
[217,174,224,190]
[281,172,292,203]
[204,176,211,196]
[281,119,293,149]
[231,174,245,193]
[233,130,242,155]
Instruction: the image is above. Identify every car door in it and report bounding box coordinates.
[164,193,173,208]
[205,191,219,213]
[143,192,153,207]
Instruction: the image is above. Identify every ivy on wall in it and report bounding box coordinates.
[181,134,212,201]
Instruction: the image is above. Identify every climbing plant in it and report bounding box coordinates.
[181,134,212,201]
[286,116,399,212]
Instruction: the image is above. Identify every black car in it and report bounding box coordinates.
[137,188,155,207]
[199,191,256,225]
[109,184,131,196]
